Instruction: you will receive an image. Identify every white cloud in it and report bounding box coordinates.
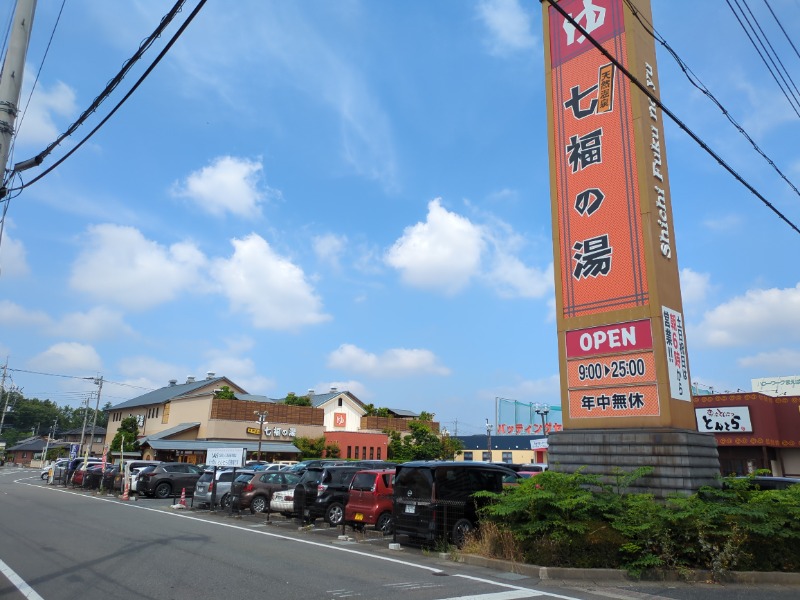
[477,0,536,57]
[485,253,552,299]
[116,356,186,392]
[172,156,267,219]
[0,232,30,277]
[483,374,562,403]
[50,307,134,341]
[210,233,330,330]
[679,267,711,305]
[0,300,51,328]
[204,337,275,393]
[703,213,743,233]
[738,349,800,372]
[29,342,102,373]
[327,343,451,377]
[70,224,206,310]
[693,283,800,347]
[14,77,77,148]
[313,233,348,269]
[385,198,484,295]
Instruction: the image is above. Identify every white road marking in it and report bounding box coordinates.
[17,481,596,600]
[0,558,45,600]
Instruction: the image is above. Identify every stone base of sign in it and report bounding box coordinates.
[546,428,721,498]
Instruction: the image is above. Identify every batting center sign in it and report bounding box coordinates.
[543,0,695,430]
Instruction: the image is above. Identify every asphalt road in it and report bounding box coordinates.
[0,466,797,600]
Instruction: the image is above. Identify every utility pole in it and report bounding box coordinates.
[254,410,268,463]
[485,418,492,461]
[0,0,37,185]
[85,376,103,458]
[0,358,8,434]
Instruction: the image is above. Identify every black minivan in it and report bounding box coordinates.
[392,461,516,546]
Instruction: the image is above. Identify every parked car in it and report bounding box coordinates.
[252,463,290,472]
[84,464,118,490]
[270,489,295,517]
[194,468,241,508]
[137,462,204,499]
[238,470,301,513]
[65,457,103,485]
[294,465,365,526]
[49,458,73,483]
[42,458,70,480]
[519,463,549,474]
[130,465,157,493]
[729,475,800,490]
[392,461,516,546]
[344,468,395,534]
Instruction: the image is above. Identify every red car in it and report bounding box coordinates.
[344,469,395,534]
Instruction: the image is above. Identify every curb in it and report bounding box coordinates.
[455,554,800,585]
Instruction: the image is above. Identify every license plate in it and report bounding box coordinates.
[354,513,364,521]
[404,504,415,514]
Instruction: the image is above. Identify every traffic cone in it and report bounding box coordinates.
[121,479,130,501]
[179,487,187,507]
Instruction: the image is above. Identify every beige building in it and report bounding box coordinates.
[105,374,321,463]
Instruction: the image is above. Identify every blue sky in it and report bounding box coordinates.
[2,0,800,437]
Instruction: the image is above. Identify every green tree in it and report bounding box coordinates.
[294,436,325,459]
[283,392,311,406]
[324,442,341,458]
[109,416,140,453]
[418,411,435,421]
[213,385,236,399]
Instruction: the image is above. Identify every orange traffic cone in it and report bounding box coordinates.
[179,487,187,507]
[121,479,130,501]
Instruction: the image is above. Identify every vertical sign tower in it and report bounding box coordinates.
[541,0,719,495]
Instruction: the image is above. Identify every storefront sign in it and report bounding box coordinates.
[695,406,752,433]
[663,306,690,401]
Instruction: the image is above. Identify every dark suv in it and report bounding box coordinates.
[137,462,204,499]
[293,465,364,525]
[392,461,516,546]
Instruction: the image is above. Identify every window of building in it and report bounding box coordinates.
[338,398,343,407]
[347,446,352,459]
[463,451,473,461]
[363,446,367,459]
[369,447,374,460]
[377,448,381,459]
[501,452,513,463]
[482,451,491,461]
[162,402,170,424]
[355,446,360,459]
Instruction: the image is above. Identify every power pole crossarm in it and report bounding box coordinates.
[0,0,37,184]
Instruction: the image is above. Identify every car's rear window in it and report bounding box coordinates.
[351,473,377,491]
[198,472,213,483]
[394,467,433,499]
[300,468,323,485]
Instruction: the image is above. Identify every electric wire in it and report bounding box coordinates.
[726,0,800,117]
[763,0,800,61]
[8,0,68,170]
[8,367,153,391]
[622,0,800,204]
[7,0,188,182]
[543,0,800,237]
[5,0,207,194]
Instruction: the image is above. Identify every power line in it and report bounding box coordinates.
[7,367,152,391]
[544,0,800,237]
[622,0,800,206]
[3,0,207,195]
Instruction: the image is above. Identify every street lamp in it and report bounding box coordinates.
[485,418,492,461]
[534,404,550,437]
[254,410,268,463]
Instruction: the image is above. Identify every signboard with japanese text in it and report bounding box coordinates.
[694,406,752,434]
[565,319,660,418]
[205,447,245,468]
[662,306,690,401]
[333,413,347,428]
[543,0,695,429]
[247,425,297,438]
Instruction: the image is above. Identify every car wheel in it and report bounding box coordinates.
[220,494,231,509]
[154,482,172,499]
[325,502,344,526]
[451,518,473,548]
[376,512,393,535]
[250,496,267,514]
[41,472,48,480]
